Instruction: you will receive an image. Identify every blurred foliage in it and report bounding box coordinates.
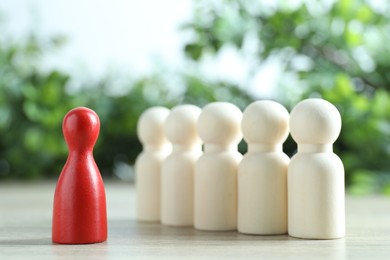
[0,30,253,180]
[1,0,390,195]
[0,34,172,179]
[183,0,390,194]
[0,34,73,178]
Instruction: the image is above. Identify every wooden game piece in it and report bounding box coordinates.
[288,98,345,239]
[238,100,290,235]
[135,107,171,222]
[194,102,243,231]
[161,105,202,226]
[52,107,107,244]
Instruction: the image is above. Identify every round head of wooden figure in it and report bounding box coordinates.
[164,104,202,146]
[63,107,100,152]
[290,98,341,145]
[137,107,170,148]
[242,100,289,145]
[197,102,243,147]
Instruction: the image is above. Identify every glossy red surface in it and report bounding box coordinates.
[52,107,107,244]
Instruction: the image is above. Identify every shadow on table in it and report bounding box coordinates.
[108,218,296,242]
[107,219,346,259]
[0,219,301,246]
[0,237,51,246]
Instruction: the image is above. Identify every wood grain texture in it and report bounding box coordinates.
[0,182,389,259]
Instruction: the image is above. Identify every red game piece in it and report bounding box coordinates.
[52,107,107,244]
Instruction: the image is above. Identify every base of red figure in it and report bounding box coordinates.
[51,170,108,245]
[52,237,107,245]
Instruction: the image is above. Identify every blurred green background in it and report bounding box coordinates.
[1,0,390,195]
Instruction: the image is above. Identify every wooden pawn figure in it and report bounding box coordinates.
[136,107,171,222]
[238,100,290,235]
[52,107,107,244]
[161,105,202,226]
[194,102,243,231]
[288,98,345,239]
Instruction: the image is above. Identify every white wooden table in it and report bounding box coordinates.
[0,181,389,259]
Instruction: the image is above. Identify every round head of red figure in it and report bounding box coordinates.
[63,107,100,151]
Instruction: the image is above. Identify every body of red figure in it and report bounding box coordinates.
[52,107,107,244]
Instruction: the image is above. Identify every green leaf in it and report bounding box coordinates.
[184,43,203,60]
[345,28,363,46]
[356,5,373,23]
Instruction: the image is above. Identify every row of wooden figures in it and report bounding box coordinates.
[135,99,345,240]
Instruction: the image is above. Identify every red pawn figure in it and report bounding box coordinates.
[52,107,107,244]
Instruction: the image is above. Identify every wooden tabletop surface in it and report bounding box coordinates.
[0,181,389,259]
